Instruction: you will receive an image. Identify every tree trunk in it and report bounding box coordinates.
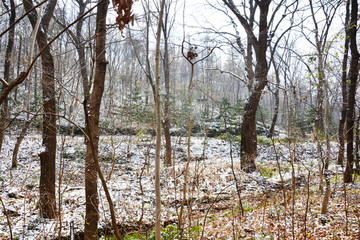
[14,35,22,102]
[223,0,271,172]
[321,63,331,172]
[241,67,267,172]
[338,0,350,166]
[344,0,359,183]
[69,0,96,236]
[84,0,109,238]
[0,0,15,153]
[267,54,280,138]
[162,11,172,165]
[315,85,324,133]
[244,0,256,92]
[141,1,155,101]
[267,84,279,138]
[239,1,270,172]
[38,36,57,219]
[155,0,166,238]
[24,0,57,219]
[355,109,360,174]
[245,40,255,92]
[320,55,331,214]
[12,118,33,168]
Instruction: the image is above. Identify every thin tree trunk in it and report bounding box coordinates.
[71,9,93,234]
[355,109,360,174]
[267,51,281,138]
[244,1,256,92]
[321,174,330,215]
[145,9,155,98]
[338,0,350,166]
[320,60,331,214]
[322,68,331,172]
[37,33,57,219]
[84,0,109,238]
[267,84,279,138]
[24,0,57,219]
[12,117,35,168]
[162,13,171,165]
[154,0,166,238]
[315,85,324,133]
[179,62,194,239]
[344,0,359,183]
[56,3,99,235]
[14,35,22,102]
[245,40,254,92]
[0,0,15,153]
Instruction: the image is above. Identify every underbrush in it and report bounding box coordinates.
[0,135,359,239]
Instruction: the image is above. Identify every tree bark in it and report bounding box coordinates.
[24,0,57,219]
[338,0,350,166]
[240,63,268,172]
[0,0,15,153]
[267,52,280,138]
[344,0,359,183]
[12,118,33,168]
[162,5,172,165]
[355,109,360,174]
[224,0,271,172]
[244,1,256,92]
[84,0,109,238]
[155,0,166,238]
[315,85,324,133]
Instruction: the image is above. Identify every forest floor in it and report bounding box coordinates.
[0,133,359,239]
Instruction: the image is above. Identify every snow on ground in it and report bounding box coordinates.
[0,134,358,239]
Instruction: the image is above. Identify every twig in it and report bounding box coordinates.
[70,221,74,240]
[344,179,348,235]
[304,170,310,240]
[0,77,9,86]
[178,40,216,239]
[200,184,231,239]
[0,0,47,38]
[0,1,100,105]
[230,139,244,216]
[0,195,13,240]
[200,67,246,84]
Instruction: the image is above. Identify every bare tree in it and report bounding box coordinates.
[308,0,341,200]
[161,0,177,165]
[338,0,351,166]
[178,42,215,239]
[344,0,359,183]
[222,0,296,172]
[24,0,57,218]
[83,0,109,237]
[0,0,16,153]
[155,0,166,238]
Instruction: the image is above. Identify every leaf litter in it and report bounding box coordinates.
[0,134,359,239]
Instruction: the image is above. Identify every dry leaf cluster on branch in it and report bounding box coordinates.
[113,0,136,35]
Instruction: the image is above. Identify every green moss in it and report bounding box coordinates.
[257,136,273,146]
[259,165,275,179]
[217,132,241,143]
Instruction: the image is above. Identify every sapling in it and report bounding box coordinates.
[178,41,215,239]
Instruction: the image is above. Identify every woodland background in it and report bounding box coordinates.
[0,0,359,239]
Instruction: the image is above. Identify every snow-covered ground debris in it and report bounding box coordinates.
[0,134,359,239]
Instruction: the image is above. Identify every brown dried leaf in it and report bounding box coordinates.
[187,47,198,61]
[113,0,136,35]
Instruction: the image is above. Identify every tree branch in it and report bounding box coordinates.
[0,1,99,105]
